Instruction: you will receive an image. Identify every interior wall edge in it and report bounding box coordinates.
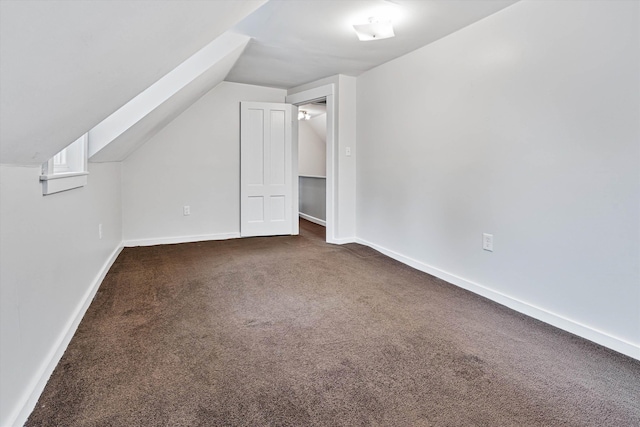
[8,244,124,427]
[355,237,640,362]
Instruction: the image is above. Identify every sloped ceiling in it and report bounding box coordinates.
[0,0,522,166]
[300,103,327,142]
[308,115,327,143]
[89,33,250,163]
[0,0,266,166]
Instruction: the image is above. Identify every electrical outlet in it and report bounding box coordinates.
[183,205,191,216]
[483,233,493,251]
[98,223,103,239]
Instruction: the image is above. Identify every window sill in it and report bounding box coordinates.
[40,172,89,195]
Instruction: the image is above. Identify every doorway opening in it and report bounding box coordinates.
[286,84,336,244]
[297,99,327,238]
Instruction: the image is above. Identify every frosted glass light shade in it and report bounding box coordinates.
[353,18,395,41]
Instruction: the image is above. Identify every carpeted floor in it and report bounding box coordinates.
[27,219,640,426]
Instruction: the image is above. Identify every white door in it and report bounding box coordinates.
[240,102,297,237]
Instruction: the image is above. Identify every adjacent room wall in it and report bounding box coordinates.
[0,163,123,426]
[356,0,639,358]
[122,81,285,245]
[299,115,326,177]
[299,177,326,224]
[299,114,327,223]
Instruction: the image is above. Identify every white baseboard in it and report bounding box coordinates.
[355,237,640,361]
[299,213,326,227]
[329,236,356,245]
[9,244,123,427]
[124,232,240,247]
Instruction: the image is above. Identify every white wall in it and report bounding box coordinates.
[122,81,285,245]
[0,162,122,426]
[356,0,639,358]
[336,75,357,240]
[299,115,326,177]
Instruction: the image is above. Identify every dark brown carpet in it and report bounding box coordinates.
[27,219,640,426]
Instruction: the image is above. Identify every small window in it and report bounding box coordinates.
[52,149,69,173]
[40,134,89,195]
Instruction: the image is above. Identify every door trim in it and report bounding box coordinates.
[286,84,336,243]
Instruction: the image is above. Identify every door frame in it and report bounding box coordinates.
[286,84,336,243]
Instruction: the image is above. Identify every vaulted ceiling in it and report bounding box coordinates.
[0,0,518,166]
[0,0,265,165]
[88,33,251,163]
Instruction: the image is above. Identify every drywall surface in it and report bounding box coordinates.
[336,75,357,241]
[122,82,285,245]
[299,115,326,177]
[356,0,639,355]
[0,162,122,426]
[299,177,326,222]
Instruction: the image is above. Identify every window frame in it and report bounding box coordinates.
[40,134,89,195]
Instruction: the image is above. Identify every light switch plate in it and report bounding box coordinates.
[483,233,493,251]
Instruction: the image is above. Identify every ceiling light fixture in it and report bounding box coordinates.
[353,17,395,41]
[298,110,311,120]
